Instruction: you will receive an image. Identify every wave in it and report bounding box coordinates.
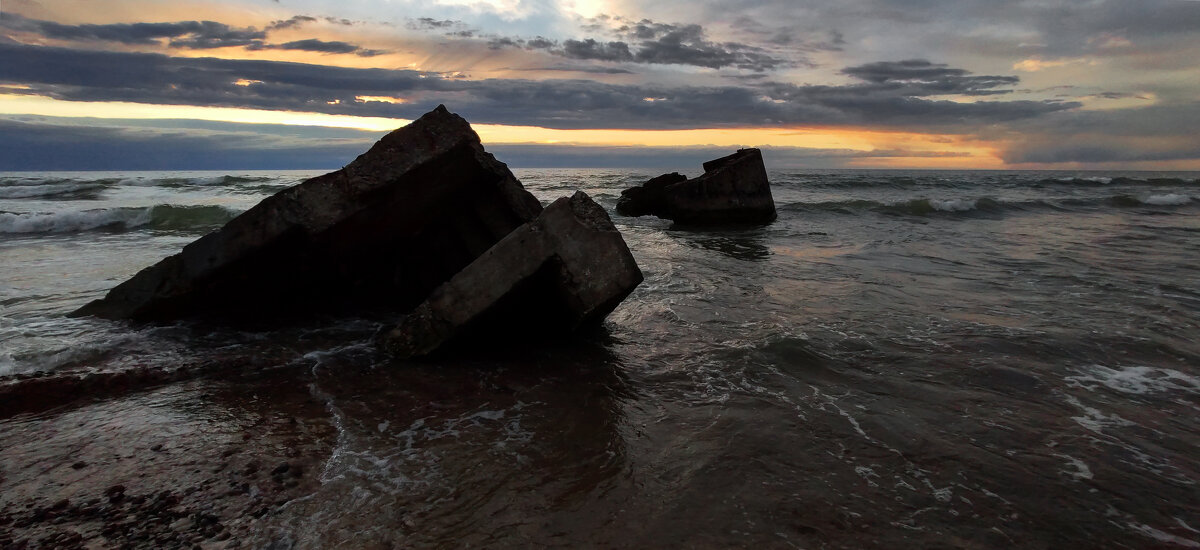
[1110,177,1198,186]
[1040,177,1198,187]
[157,175,277,186]
[0,183,107,199]
[782,194,1196,217]
[0,204,241,234]
[783,197,1002,216]
[1037,177,1113,186]
[772,175,1198,189]
[1142,193,1192,206]
[1109,194,1195,207]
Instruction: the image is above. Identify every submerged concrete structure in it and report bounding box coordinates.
[616,148,776,225]
[72,105,543,321]
[381,191,643,359]
[73,105,644,359]
[615,172,686,217]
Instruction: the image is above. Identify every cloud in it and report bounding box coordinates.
[489,18,793,71]
[267,16,319,31]
[409,18,460,30]
[631,25,787,71]
[0,43,1077,131]
[841,60,1019,96]
[407,17,476,37]
[253,39,388,57]
[0,13,267,49]
[2,13,386,56]
[993,101,1200,164]
[1001,138,1200,164]
[503,65,637,75]
[559,39,634,62]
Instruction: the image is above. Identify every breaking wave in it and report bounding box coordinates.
[782,197,1000,216]
[151,175,278,186]
[0,183,107,199]
[0,204,241,234]
[1142,194,1193,206]
[781,193,1197,217]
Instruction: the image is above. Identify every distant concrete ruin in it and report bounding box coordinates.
[616,148,776,225]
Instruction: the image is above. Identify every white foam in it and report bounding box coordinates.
[930,198,977,212]
[1067,365,1200,395]
[1063,395,1135,434]
[1143,194,1192,206]
[1054,453,1094,481]
[0,207,152,233]
[1127,522,1200,548]
[854,466,880,487]
[1055,176,1112,184]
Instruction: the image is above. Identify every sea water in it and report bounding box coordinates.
[1,169,1198,547]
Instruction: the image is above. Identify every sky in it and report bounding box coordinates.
[1,0,1198,170]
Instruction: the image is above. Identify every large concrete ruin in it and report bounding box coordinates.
[72,106,544,321]
[71,106,643,358]
[381,191,644,359]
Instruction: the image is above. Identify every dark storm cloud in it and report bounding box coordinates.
[634,33,785,71]
[407,17,475,38]
[0,13,379,54]
[487,37,522,50]
[841,60,1019,96]
[252,39,388,57]
[0,13,267,49]
[0,43,1075,130]
[503,65,637,75]
[409,18,460,30]
[489,19,791,71]
[559,39,634,62]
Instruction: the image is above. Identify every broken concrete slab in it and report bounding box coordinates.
[616,148,776,225]
[615,172,686,217]
[380,191,643,359]
[71,105,543,321]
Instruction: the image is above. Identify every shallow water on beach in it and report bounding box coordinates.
[2,168,1198,547]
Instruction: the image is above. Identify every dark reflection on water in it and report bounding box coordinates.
[250,343,634,548]
[674,228,773,262]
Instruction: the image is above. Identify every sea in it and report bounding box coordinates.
[1,168,1198,548]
